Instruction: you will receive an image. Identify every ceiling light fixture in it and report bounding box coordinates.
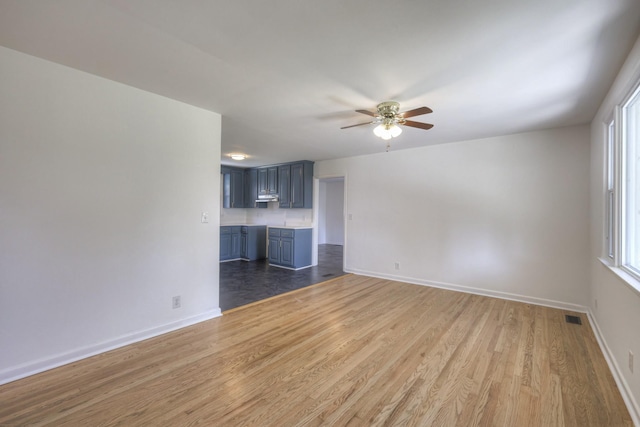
[341,101,433,150]
[230,154,246,161]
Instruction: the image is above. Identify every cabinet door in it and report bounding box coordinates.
[267,167,279,194]
[231,232,242,258]
[220,232,232,260]
[278,164,291,208]
[244,169,264,209]
[222,172,231,209]
[240,233,248,258]
[280,237,294,266]
[230,169,244,208]
[223,168,245,209]
[244,169,253,208]
[290,162,305,208]
[268,237,280,263]
[257,168,268,195]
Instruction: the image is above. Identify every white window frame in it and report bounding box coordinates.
[602,79,640,295]
[620,83,640,280]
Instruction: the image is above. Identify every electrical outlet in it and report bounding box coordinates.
[394,262,400,270]
[630,351,634,373]
[172,296,181,309]
[201,212,209,223]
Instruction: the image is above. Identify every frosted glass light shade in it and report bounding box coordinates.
[373,124,387,138]
[389,124,402,137]
[373,123,401,140]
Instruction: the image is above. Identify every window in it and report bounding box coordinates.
[622,85,640,276]
[605,81,640,290]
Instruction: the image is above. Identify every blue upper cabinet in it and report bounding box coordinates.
[279,161,313,209]
[258,166,278,196]
[244,168,267,209]
[222,166,245,209]
[222,161,313,209]
[291,161,313,208]
[278,164,291,208]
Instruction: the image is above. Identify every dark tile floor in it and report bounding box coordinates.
[220,244,345,311]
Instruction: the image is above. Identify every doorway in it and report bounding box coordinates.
[318,176,345,271]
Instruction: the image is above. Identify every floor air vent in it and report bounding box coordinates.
[565,314,582,325]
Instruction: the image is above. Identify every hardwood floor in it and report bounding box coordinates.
[0,275,631,426]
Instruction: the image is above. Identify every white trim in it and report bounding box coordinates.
[345,268,588,313]
[587,309,640,426]
[599,257,640,297]
[0,308,222,386]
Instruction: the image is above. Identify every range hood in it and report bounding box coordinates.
[256,194,279,203]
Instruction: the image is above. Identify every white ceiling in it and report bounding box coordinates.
[1,1,639,167]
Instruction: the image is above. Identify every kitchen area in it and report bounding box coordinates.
[219,160,345,311]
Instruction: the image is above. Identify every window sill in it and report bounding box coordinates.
[598,257,640,297]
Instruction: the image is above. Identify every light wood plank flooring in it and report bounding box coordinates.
[0,275,631,426]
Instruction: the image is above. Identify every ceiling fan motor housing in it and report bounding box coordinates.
[377,101,400,118]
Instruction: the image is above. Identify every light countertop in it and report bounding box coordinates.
[220,224,312,229]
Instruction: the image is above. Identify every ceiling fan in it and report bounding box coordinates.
[341,101,434,143]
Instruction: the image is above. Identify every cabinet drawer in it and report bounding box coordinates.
[281,229,295,238]
[230,226,241,234]
[268,228,281,237]
[220,226,231,234]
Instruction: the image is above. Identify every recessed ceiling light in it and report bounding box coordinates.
[230,154,246,161]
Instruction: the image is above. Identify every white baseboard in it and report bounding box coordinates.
[586,310,640,426]
[0,308,222,386]
[346,269,588,313]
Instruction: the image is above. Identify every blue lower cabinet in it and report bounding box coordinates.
[240,225,267,260]
[268,227,312,269]
[220,228,232,260]
[221,226,266,261]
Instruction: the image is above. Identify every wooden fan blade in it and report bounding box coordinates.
[403,120,434,130]
[401,106,433,118]
[341,121,373,129]
[355,109,377,117]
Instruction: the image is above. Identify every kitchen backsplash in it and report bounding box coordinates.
[221,204,313,227]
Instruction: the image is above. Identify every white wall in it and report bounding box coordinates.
[590,35,640,422]
[0,46,221,384]
[318,181,328,244]
[316,125,590,308]
[318,180,344,245]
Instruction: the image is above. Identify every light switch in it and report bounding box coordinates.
[201,211,209,223]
